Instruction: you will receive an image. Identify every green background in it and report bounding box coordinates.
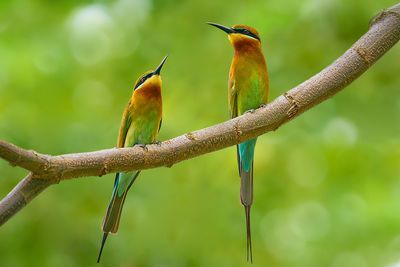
[1,0,400,266]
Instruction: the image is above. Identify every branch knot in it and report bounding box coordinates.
[185,132,197,141]
[284,92,299,119]
[370,8,400,28]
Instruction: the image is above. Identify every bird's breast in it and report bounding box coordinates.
[229,51,269,116]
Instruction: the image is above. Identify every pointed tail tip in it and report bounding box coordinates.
[97,233,109,263]
[245,205,253,264]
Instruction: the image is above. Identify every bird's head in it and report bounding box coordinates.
[133,56,168,91]
[207,23,261,50]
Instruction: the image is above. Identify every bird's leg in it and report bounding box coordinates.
[136,144,148,151]
[245,109,255,114]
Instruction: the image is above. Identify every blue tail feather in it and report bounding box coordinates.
[238,138,257,172]
[237,138,256,263]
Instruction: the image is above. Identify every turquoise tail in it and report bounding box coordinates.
[238,138,256,206]
[237,138,257,263]
[97,171,140,263]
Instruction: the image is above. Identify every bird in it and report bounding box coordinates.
[207,22,269,263]
[97,56,167,263]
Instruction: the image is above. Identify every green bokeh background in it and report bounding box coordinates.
[1,0,400,266]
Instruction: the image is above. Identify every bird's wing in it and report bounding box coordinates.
[229,78,242,174]
[229,78,239,118]
[117,101,133,148]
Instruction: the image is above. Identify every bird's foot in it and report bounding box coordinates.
[259,103,266,108]
[153,141,162,147]
[245,109,255,114]
[136,144,148,151]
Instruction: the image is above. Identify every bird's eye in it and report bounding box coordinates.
[141,77,146,83]
[243,29,249,34]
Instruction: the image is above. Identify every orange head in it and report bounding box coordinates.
[133,56,168,92]
[207,23,261,50]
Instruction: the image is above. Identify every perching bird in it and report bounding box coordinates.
[207,23,269,263]
[97,56,167,263]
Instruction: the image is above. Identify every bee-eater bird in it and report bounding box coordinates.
[97,56,167,263]
[207,22,269,263]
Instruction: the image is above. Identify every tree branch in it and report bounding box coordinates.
[0,173,53,224]
[0,140,52,174]
[1,2,400,226]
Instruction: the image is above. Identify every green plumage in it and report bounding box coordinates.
[225,25,269,263]
[97,56,166,263]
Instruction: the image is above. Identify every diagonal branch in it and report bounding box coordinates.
[1,2,400,227]
[0,173,53,224]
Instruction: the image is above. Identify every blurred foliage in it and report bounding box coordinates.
[1,0,400,266]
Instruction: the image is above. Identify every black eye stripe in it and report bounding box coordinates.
[134,73,153,90]
[235,28,260,40]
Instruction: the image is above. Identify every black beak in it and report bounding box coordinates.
[207,22,235,34]
[154,55,168,75]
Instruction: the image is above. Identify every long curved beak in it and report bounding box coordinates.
[207,22,235,34]
[154,55,168,75]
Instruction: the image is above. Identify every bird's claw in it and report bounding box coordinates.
[245,109,255,114]
[153,141,162,147]
[137,144,148,151]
